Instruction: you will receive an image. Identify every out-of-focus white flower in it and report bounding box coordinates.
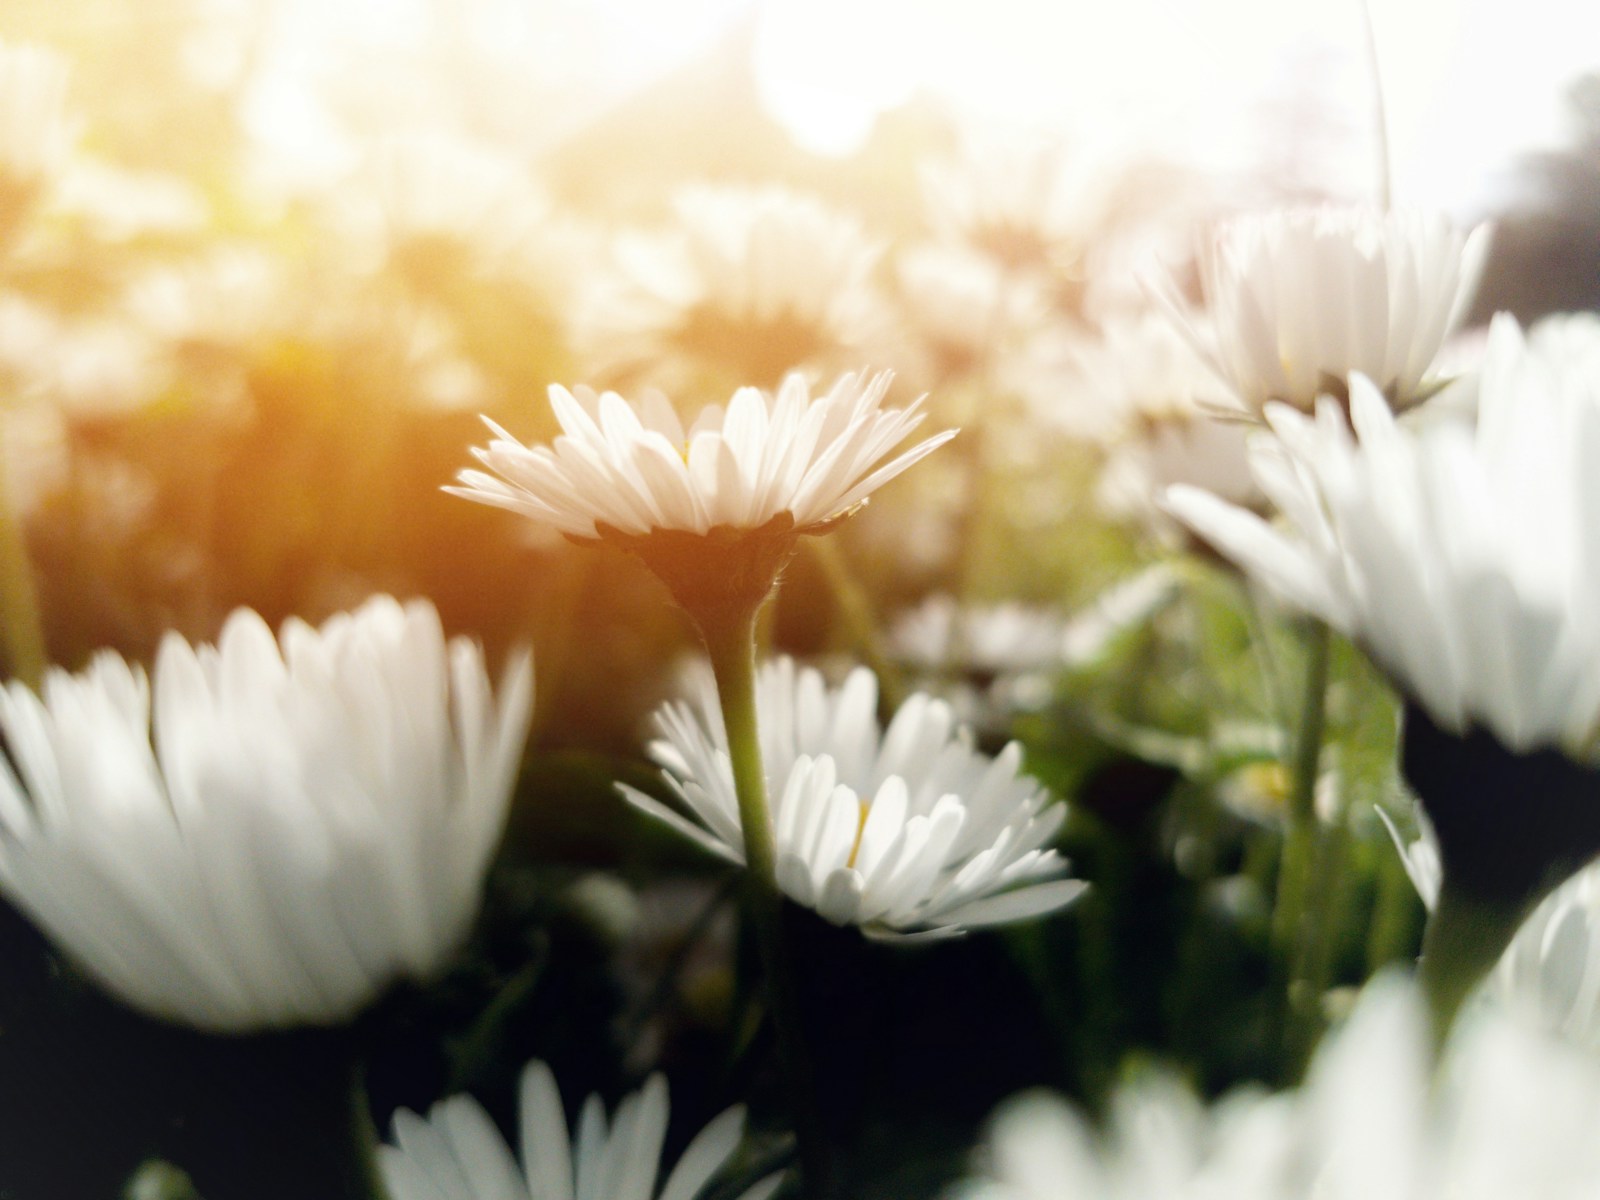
[0,40,72,210]
[332,132,551,278]
[1097,418,1255,544]
[1155,206,1490,417]
[888,596,1072,728]
[388,305,493,414]
[921,128,1120,276]
[959,973,1600,1200]
[620,658,1082,938]
[891,243,1048,382]
[381,1059,783,1200]
[450,369,952,541]
[125,245,288,350]
[1082,313,1232,430]
[581,183,885,388]
[887,571,1180,729]
[1166,314,1600,754]
[50,158,208,242]
[1079,313,1258,540]
[0,405,66,516]
[0,303,171,419]
[890,598,1069,681]
[0,597,534,1033]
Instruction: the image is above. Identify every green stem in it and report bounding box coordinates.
[348,1061,392,1200]
[1240,581,1289,729]
[702,605,779,887]
[0,438,46,689]
[1366,836,1425,974]
[700,602,830,1200]
[1292,811,1350,1065]
[1417,885,1528,1053]
[1271,619,1332,1059]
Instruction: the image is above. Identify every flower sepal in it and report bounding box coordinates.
[588,511,808,627]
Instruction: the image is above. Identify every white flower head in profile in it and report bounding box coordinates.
[959,973,1600,1200]
[582,182,886,391]
[1166,313,1600,756]
[381,1059,783,1200]
[1155,206,1490,418]
[620,658,1082,939]
[449,370,954,619]
[0,596,533,1033]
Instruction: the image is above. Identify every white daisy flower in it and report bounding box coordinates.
[960,973,1600,1200]
[619,658,1082,939]
[380,1059,784,1200]
[0,596,533,1033]
[581,182,886,389]
[1165,313,1600,755]
[449,369,953,543]
[1156,206,1490,417]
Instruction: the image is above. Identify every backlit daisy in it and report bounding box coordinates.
[1156,206,1490,418]
[619,658,1081,938]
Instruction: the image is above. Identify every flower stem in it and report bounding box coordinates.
[0,440,45,689]
[699,602,832,1199]
[347,1060,392,1200]
[1272,619,1332,1062]
[1417,884,1527,1053]
[702,604,779,886]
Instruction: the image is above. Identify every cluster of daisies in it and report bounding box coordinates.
[11,24,1600,1200]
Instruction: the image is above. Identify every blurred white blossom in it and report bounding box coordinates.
[1167,314,1600,754]
[381,1059,783,1200]
[580,183,886,388]
[1155,206,1490,417]
[0,597,533,1032]
[960,973,1600,1199]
